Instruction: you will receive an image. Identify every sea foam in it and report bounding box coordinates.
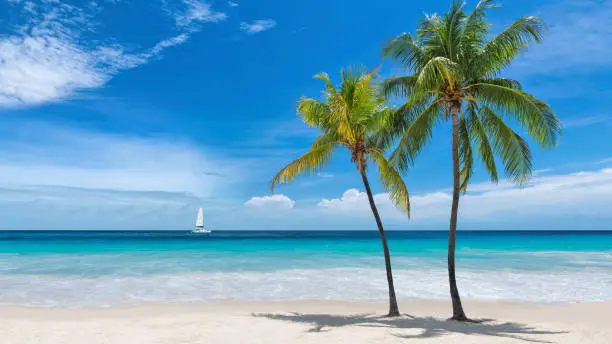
[0,267,610,308]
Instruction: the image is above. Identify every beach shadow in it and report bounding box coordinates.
[253,312,567,343]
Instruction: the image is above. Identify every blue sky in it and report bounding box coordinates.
[0,0,611,230]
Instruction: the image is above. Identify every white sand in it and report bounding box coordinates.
[1,300,610,343]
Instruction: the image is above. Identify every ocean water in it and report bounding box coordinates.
[1,230,611,308]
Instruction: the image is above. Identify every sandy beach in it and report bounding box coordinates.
[1,300,610,343]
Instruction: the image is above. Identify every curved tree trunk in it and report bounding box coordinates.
[449,106,468,321]
[359,168,400,317]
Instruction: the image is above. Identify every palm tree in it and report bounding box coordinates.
[270,67,410,317]
[382,0,561,321]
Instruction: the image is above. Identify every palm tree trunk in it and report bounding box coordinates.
[449,106,468,321]
[359,167,400,317]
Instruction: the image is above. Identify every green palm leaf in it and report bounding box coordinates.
[369,148,411,216]
[270,142,338,192]
[479,16,545,76]
[381,75,418,99]
[480,106,532,185]
[458,115,473,192]
[416,56,460,91]
[298,97,331,129]
[466,105,499,182]
[390,99,443,171]
[460,0,497,50]
[382,33,428,71]
[470,81,561,148]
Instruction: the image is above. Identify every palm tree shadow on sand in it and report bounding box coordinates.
[253,312,567,343]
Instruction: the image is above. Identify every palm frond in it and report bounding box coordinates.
[311,74,355,142]
[369,148,411,216]
[367,107,397,142]
[383,33,429,72]
[391,99,443,171]
[298,97,331,129]
[270,143,339,192]
[458,115,473,192]
[443,0,466,60]
[478,16,545,76]
[470,81,561,148]
[417,13,448,57]
[314,72,337,95]
[310,132,343,149]
[352,68,382,127]
[473,77,523,90]
[382,75,418,99]
[466,104,499,182]
[460,0,497,50]
[416,56,460,91]
[371,93,433,150]
[480,106,532,185]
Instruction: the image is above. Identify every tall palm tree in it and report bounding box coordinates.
[270,67,410,317]
[382,0,561,321]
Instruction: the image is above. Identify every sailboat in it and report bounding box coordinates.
[192,207,211,233]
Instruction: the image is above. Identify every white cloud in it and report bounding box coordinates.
[228,1,238,7]
[453,169,612,220]
[245,194,295,209]
[240,19,276,34]
[316,168,612,223]
[0,0,225,108]
[318,189,370,211]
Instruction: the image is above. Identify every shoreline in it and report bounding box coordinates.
[2,300,610,343]
[1,297,606,313]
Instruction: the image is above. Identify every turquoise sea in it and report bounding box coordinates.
[1,231,611,307]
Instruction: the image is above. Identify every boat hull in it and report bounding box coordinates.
[192,227,211,233]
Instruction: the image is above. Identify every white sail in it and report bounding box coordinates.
[195,207,204,227]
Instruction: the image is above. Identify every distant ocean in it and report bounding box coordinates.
[1,230,611,308]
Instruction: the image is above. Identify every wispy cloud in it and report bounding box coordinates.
[0,0,226,108]
[228,1,238,7]
[237,119,318,148]
[173,0,226,27]
[0,185,203,230]
[597,157,612,165]
[516,0,612,75]
[240,19,276,34]
[290,26,309,35]
[0,123,237,196]
[148,33,190,56]
[563,115,612,128]
[316,172,334,179]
